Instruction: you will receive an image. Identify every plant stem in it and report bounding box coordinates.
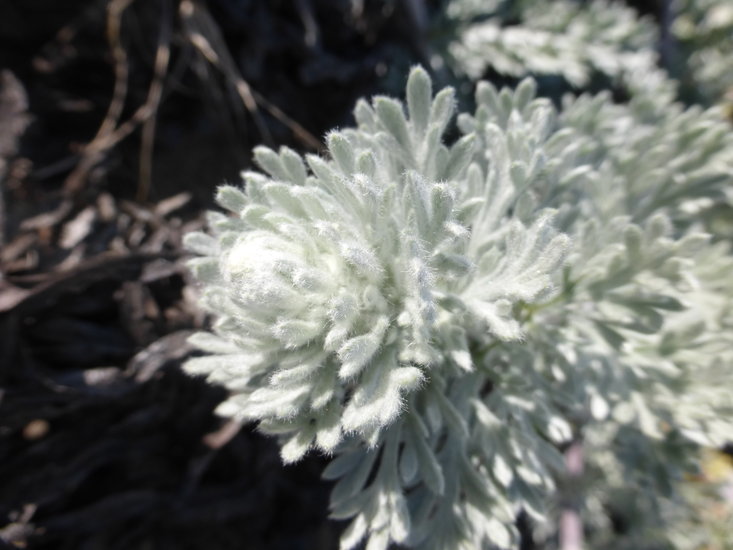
[560,440,584,550]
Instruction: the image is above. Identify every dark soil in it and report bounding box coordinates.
[0,1,429,548]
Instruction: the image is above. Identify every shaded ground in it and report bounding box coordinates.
[0,1,429,548]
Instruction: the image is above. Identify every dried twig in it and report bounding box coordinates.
[137,0,173,202]
[179,0,322,151]
[64,0,136,194]
[0,71,30,252]
[63,0,323,197]
[65,0,173,197]
[295,0,320,49]
[249,88,324,152]
[178,0,273,145]
[0,252,178,316]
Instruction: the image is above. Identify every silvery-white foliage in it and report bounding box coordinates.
[184,67,733,549]
[445,0,659,89]
[445,0,733,109]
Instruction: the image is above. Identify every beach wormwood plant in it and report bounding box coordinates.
[183,67,733,549]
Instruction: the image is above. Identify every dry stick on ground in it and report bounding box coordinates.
[295,0,320,49]
[96,0,135,140]
[29,0,117,184]
[64,0,135,195]
[0,71,30,254]
[248,88,323,152]
[65,0,320,198]
[65,0,172,197]
[137,0,172,203]
[177,0,273,147]
[178,0,322,152]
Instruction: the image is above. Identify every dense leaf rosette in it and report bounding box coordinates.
[185,66,568,452]
[185,67,733,550]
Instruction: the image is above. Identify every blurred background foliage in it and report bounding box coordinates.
[0,1,731,549]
